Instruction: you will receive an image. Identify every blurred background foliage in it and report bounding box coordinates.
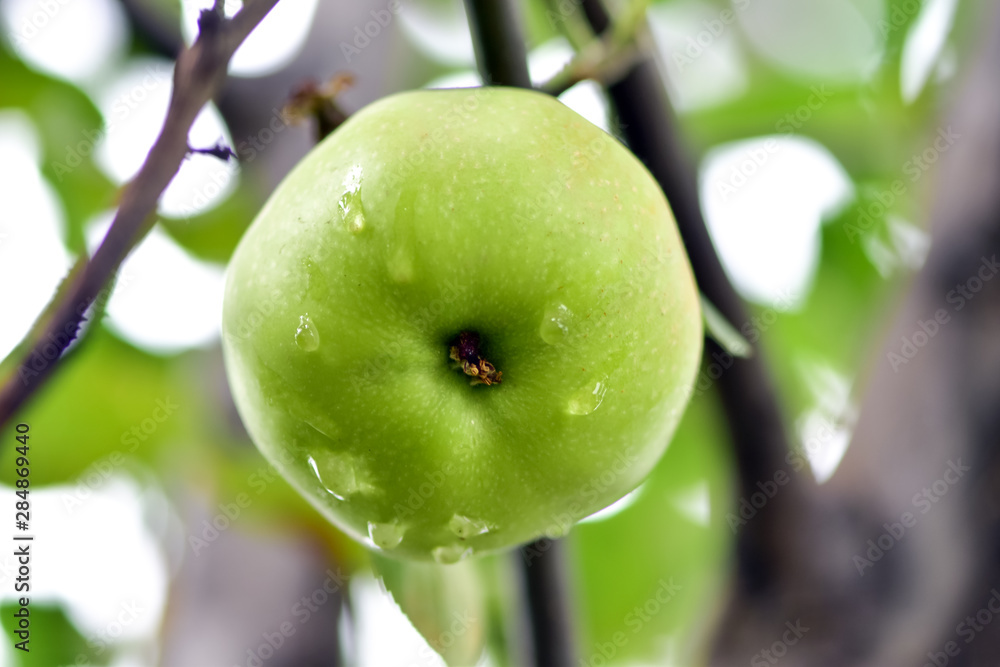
[0,0,977,664]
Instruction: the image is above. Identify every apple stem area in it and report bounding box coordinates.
[448,331,503,386]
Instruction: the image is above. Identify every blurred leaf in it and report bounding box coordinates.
[476,554,525,667]
[0,45,115,254]
[523,0,567,49]
[372,553,487,666]
[570,390,733,665]
[682,72,912,179]
[205,439,372,573]
[700,294,752,358]
[1,327,192,486]
[757,210,897,419]
[0,254,88,383]
[0,602,111,666]
[159,179,263,264]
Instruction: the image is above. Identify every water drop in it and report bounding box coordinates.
[295,314,320,351]
[387,248,415,284]
[432,544,472,565]
[539,303,573,344]
[448,514,491,539]
[338,165,366,234]
[307,456,343,500]
[307,451,377,500]
[368,521,405,550]
[347,212,365,233]
[387,187,416,283]
[566,376,609,416]
[302,257,327,295]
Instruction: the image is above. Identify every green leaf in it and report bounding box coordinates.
[700,293,752,358]
[371,553,487,666]
[0,327,190,486]
[570,392,733,665]
[0,46,115,254]
[159,180,263,264]
[0,602,111,666]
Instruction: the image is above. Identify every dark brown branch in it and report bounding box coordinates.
[0,0,281,429]
[580,0,812,595]
[575,1,1000,665]
[518,540,578,667]
[816,4,1000,665]
[463,0,532,88]
[461,3,578,665]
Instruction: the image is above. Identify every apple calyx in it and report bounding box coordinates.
[449,331,503,386]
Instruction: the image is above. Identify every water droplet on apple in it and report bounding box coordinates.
[307,451,377,500]
[367,521,405,549]
[566,376,609,415]
[387,187,417,283]
[539,303,572,344]
[448,514,491,539]
[307,455,344,500]
[387,248,415,284]
[295,314,320,351]
[432,544,472,565]
[348,212,365,233]
[338,165,367,234]
[301,257,327,295]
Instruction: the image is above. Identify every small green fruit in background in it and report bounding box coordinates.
[222,87,701,562]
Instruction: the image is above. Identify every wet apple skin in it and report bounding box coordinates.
[222,87,702,562]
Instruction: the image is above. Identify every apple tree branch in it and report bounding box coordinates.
[0,0,281,429]
[463,2,580,666]
[463,0,532,88]
[579,0,821,601]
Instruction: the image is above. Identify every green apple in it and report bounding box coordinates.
[222,87,701,563]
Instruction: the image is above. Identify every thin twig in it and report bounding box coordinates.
[538,37,639,97]
[463,0,532,87]
[0,0,281,428]
[189,142,237,161]
[283,73,354,143]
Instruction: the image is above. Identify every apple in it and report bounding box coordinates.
[222,87,702,562]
